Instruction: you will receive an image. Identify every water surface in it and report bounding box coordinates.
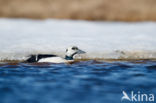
[0,60,156,103]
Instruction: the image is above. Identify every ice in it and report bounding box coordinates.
[0,18,156,60]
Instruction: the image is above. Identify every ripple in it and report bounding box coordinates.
[146,65,156,70]
[0,60,156,103]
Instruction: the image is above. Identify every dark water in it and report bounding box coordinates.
[0,60,156,103]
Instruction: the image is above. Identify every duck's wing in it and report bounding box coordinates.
[37,54,57,60]
[26,54,57,63]
[38,56,67,63]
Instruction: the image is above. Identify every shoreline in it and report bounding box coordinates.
[0,0,156,21]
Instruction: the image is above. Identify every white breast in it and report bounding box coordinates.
[38,57,73,63]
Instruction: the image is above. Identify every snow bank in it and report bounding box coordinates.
[0,18,156,60]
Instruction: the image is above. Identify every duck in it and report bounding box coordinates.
[25,46,86,63]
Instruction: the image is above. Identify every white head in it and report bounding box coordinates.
[65,46,86,58]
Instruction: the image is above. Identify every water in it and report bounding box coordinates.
[0,60,156,103]
[0,18,156,103]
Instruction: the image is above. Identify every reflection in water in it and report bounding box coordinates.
[0,60,156,103]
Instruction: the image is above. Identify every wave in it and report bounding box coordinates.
[0,18,156,61]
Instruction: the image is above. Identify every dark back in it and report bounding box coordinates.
[26,54,57,63]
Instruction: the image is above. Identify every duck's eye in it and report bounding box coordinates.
[66,49,68,52]
[72,47,78,50]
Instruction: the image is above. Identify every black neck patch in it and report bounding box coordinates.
[65,55,73,60]
[65,52,77,60]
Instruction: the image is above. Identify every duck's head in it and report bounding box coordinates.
[65,46,86,60]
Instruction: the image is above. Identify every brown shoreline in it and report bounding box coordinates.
[1,59,156,64]
[0,0,156,21]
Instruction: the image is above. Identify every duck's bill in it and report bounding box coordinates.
[77,49,86,54]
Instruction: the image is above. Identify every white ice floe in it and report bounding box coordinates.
[0,18,156,60]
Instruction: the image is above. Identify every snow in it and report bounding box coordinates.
[0,18,156,60]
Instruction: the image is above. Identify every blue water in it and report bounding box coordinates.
[0,60,156,103]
